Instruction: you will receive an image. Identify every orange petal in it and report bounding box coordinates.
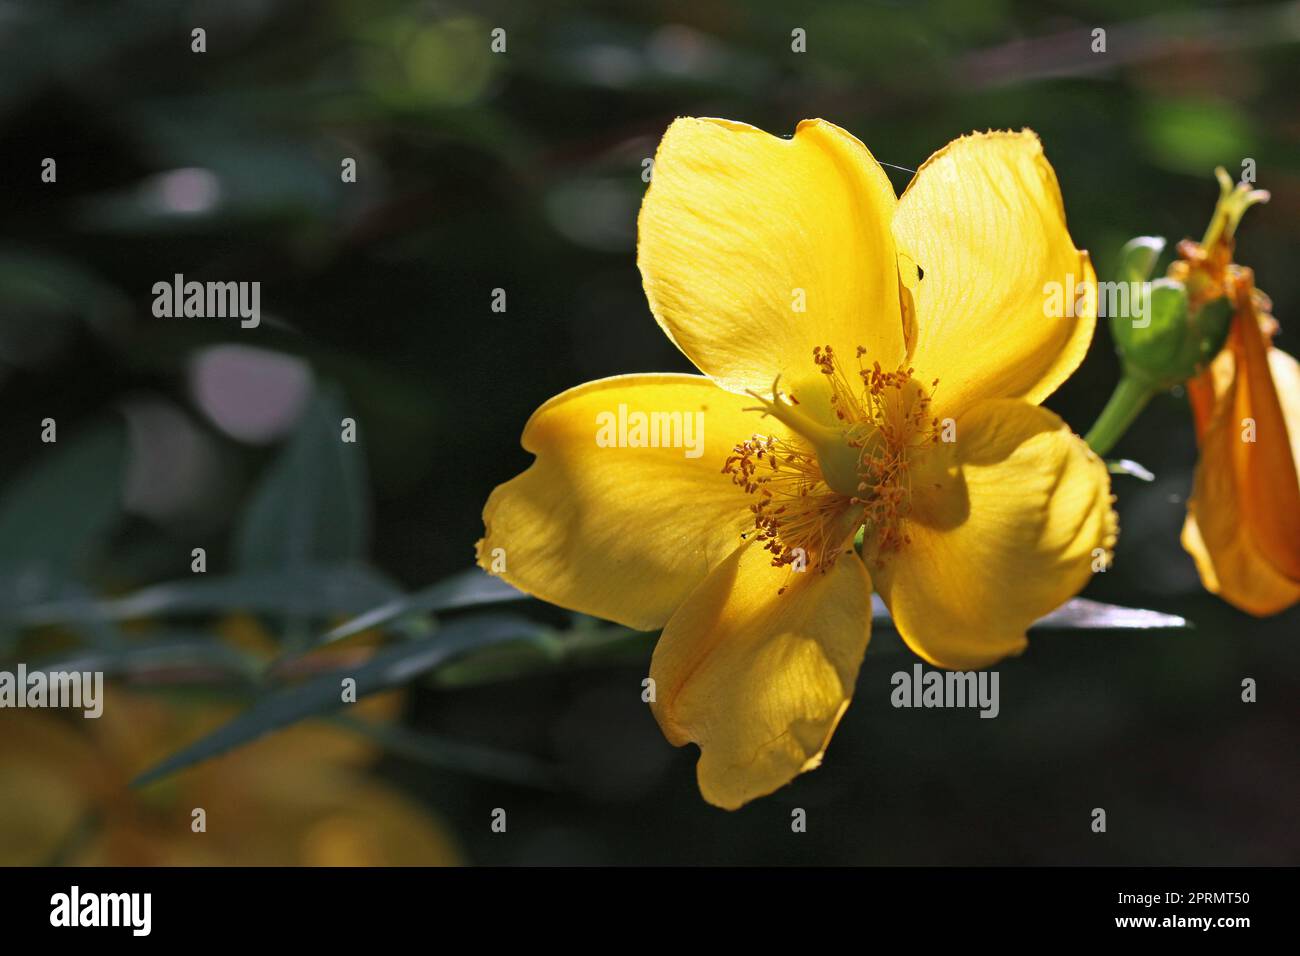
[1228,300,1300,582]
[1183,322,1300,614]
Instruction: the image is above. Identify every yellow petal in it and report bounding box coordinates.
[242,690,407,769]
[894,131,1096,416]
[73,770,462,866]
[638,117,906,401]
[649,540,872,810]
[196,767,461,866]
[1182,341,1300,614]
[873,399,1114,670]
[74,825,227,866]
[478,374,780,630]
[0,712,105,865]
[294,778,462,866]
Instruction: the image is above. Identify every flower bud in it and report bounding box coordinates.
[1109,239,1234,390]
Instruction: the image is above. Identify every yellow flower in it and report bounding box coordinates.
[477,119,1115,808]
[1177,174,1300,614]
[0,688,461,865]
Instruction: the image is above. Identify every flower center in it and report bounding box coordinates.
[723,346,939,587]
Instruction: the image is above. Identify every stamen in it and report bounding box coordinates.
[726,346,940,585]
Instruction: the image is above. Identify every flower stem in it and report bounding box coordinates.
[1084,376,1156,458]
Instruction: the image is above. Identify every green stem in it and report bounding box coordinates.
[1083,375,1156,458]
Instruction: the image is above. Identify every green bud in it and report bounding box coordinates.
[1116,235,1166,286]
[1086,173,1265,458]
[1108,243,1233,390]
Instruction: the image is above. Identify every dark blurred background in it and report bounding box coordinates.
[0,0,1297,865]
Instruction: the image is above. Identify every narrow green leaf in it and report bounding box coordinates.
[1107,458,1156,481]
[0,248,131,335]
[1030,597,1189,630]
[8,581,128,649]
[871,595,1188,630]
[8,564,400,626]
[319,568,527,646]
[328,715,562,789]
[235,386,368,571]
[131,613,543,786]
[431,623,652,688]
[0,420,127,606]
[24,636,258,684]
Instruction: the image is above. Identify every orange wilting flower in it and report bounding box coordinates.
[478,119,1115,808]
[1179,171,1300,615]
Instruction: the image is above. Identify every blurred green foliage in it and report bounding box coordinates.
[1,0,1298,864]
